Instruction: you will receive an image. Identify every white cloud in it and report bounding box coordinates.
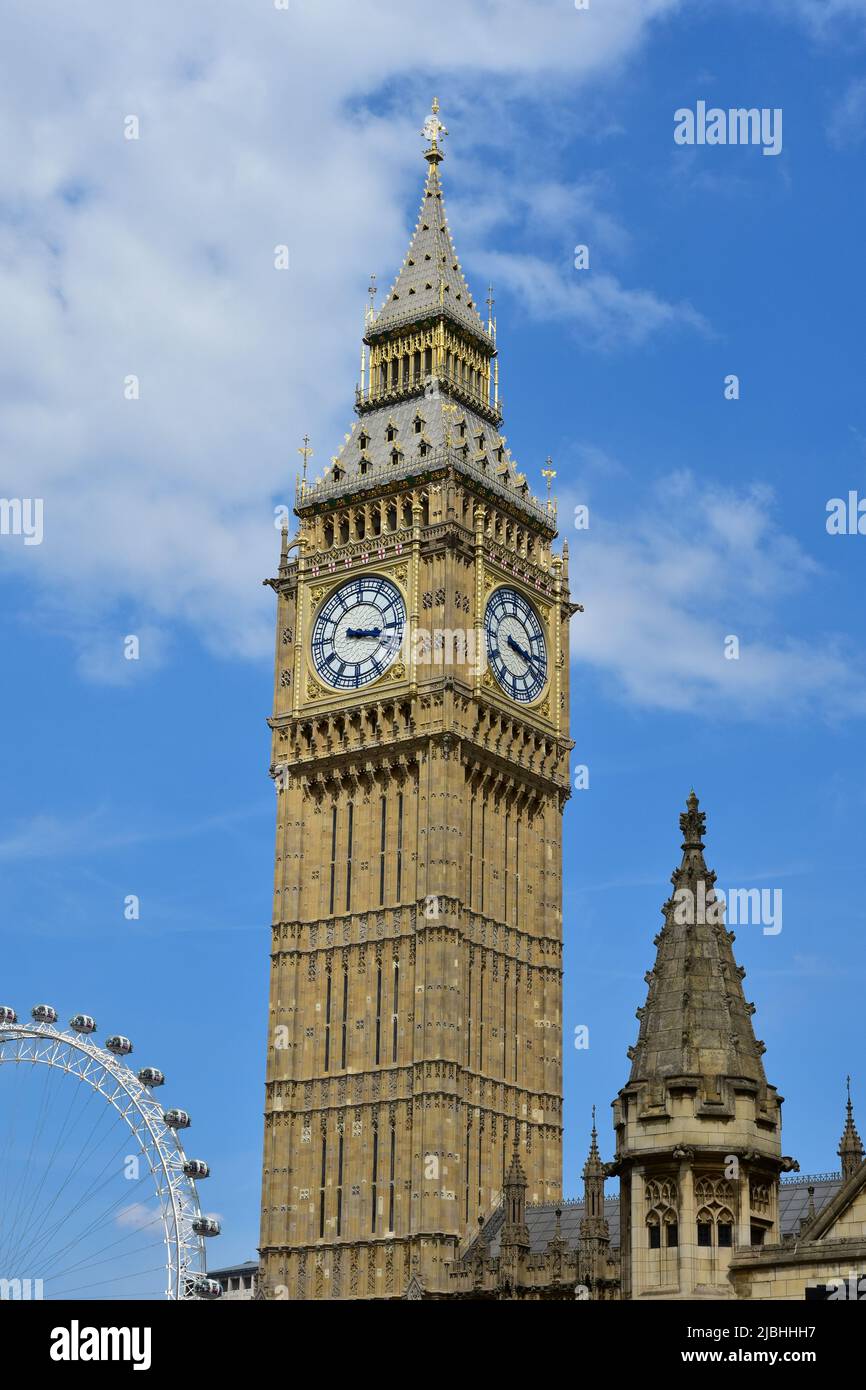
[0,0,686,669]
[115,1203,161,1232]
[566,472,866,718]
[479,251,707,348]
[827,77,866,146]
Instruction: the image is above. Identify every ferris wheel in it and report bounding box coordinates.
[0,1004,222,1300]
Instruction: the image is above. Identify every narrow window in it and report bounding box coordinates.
[388,1126,396,1231]
[395,792,404,901]
[371,1129,379,1233]
[649,1224,661,1250]
[667,1222,679,1248]
[504,812,510,924]
[750,1225,765,1247]
[319,1135,327,1238]
[718,1223,732,1248]
[340,967,349,1070]
[480,804,486,913]
[464,1118,471,1222]
[392,961,400,1062]
[697,1222,712,1247]
[328,805,337,916]
[514,818,520,927]
[378,795,387,905]
[336,1133,344,1237]
[323,970,332,1072]
[346,802,354,911]
[375,963,382,1066]
[478,968,484,1071]
[468,798,475,908]
[466,956,472,1064]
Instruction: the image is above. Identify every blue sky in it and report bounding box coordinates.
[2,0,866,1270]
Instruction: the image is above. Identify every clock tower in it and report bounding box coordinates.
[259,102,576,1299]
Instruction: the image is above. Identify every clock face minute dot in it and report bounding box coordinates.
[484,587,547,703]
[311,576,406,691]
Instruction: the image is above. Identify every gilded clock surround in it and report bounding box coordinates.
[259,104,577,1300]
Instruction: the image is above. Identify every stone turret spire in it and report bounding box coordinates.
[500,1130,530,1252]
[627,791,769,1094]
[838,1077,865,1181]
[613,792,790,1301]
[580,1107,609,1238]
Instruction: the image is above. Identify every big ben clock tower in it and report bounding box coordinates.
[259,102,576,1300]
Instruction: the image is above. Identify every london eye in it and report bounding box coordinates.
[0,1005,222,1300]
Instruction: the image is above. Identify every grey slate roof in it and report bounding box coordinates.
[479,1178,843,1257]
[327,387,519,484]
[628,794,770,1090]
[369,158,488,342]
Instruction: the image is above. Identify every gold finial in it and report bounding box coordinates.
[486,283,496,339]
[542,459,557,515]
[422,98,448,162]
[298,434,313,491]
[366,272,377,326]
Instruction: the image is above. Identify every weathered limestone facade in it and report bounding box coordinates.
[433,1120,619,1300]
[258,105,574,1300]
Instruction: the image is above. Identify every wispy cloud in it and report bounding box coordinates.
[0,0,684,675]
[566,471,866,719]
[0,804,265,864]
[827,77,866,147]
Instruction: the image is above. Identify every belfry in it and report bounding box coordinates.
[258,102,574,1299]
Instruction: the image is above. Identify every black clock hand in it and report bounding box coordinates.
[346,626,382,639]
[506,634,536,665]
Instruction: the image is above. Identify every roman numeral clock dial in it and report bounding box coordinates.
[310,576,406,691]
[484,586,548,703]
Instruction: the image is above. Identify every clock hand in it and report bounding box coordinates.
[506,634,536,665]
[346,626,382,639]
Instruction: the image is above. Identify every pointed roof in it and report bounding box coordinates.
[504,1129,527,1190]
[582,1105,605,1180]
[838,1077,865,1180]
[367,101,490,344]
[627,792,770,1091]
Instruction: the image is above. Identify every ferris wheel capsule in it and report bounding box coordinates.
[69,1014,96,1034]
[163,1108,190,1129]
[138,1067,165,1088]
[192,1216,220,1237]
[32,1004,58,1024]
[0,1006,17,1024]
[105,1035,133,1056]
[191,1276,222,1299]
[183,1159,210,1180]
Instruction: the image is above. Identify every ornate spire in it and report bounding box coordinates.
[500,1129,530,1252]
[368,100,489,343]
[580,1107,608,1234]
[838,1076,865,1180]
[627,792,769,1091]
[582,1105,604,1177]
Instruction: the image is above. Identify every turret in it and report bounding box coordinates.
[612,793,795,1299]
[838,1077,865,1181]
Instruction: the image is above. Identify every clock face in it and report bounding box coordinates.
[484,587,548,703]
[311,576,406,691]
